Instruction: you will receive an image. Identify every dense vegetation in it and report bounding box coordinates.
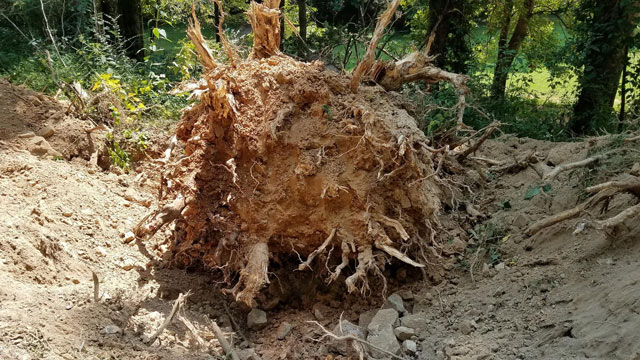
[1,0,639,164]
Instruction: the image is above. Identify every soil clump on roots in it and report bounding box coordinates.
[137,0,464,307]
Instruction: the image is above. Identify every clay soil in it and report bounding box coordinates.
[1,78,639,360]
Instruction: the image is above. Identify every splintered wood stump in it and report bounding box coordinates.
[137,0,461,307]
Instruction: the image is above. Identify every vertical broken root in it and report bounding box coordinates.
[298,228,337,270]
[225,242,270,307]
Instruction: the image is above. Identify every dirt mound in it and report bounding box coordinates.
[137,2,457,307]
[0,79,110,167]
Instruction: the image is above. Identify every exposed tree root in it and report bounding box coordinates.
[543,152,613,181]
[134,195,186,240]
[526,176,640,237]
[135,0,478,307]
[224,242,270,307]
[298,228,337,270]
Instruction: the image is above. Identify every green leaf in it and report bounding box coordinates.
[542,184,552,193]
[152,28,160,39]
[524,186,540,200]
[501,200,512,209]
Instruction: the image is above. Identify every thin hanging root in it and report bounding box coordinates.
[374,214,409,240]
[345,246,376,294]
[596,203,640,235]
[368,219,424,267]
[298,228,337,270]
[227,242,270,307]
[328,239,352,283]
[376,242,425,268]
[134,195,186,240]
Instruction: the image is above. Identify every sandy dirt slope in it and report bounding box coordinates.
[0,81,639,360]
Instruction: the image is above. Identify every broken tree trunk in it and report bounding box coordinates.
[136,0,472,307]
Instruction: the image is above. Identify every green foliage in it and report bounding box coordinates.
[108,140,131,171]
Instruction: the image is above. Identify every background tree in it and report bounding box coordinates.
[98,0,145,61]
[570,0,640,134]
[298,0,307,44]
[491,0,535,98]
[426,0,471,74]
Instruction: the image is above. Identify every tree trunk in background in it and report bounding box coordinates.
[280,0,285,50]
[426,0,471,74]
[118,0,144,61]
[491,0,533,99]
[571,0,639,134]
[213,1,221,42]
[298,0,307,43]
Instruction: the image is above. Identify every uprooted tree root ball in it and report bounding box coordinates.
[136,0,471,307]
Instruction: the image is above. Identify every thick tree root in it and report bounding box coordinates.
[134,195,186,240]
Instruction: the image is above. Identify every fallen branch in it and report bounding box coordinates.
[178,313,207,349]
[308,320,406,360]
[145,291,190,344]
[208,318,241,360]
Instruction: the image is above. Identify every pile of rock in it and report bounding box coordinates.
[330,290,426,358]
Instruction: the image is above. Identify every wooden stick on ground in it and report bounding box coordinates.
[543,153,610,181]
[208,318,241,360]
[145,291,191,344]
[92,271,100,303]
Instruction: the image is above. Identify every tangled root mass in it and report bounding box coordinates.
[138,0,463,307]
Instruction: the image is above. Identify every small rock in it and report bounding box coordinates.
[237,349,261,360]
[18,131,36,138]
[62,211,72,218]
[393,326,415,341]
[631,162,640,176]
[95,247,107,257]
[459,319,473,335]
[385,293,406,313]
[367,325,400,358]
[247,309,267,330]
[512,214,529,228]
[495,262,506,271]
[482,263,491,273]
[330,320,364,355]
[358,309,377,331]
[71,278,80,284]
[123,232,135,243]
[396,290,414,301]
[442,237,466,255]
[402,339,417,354]
[399,313,428,332]
[80,208,94,216]
[65,303,73,310]
[37,125,55,138]
[312,304,325,321]
[27,136,61,157]
[101,325,122,335]
[118,261,136,271]
[367,308,399,332]
[276,322,292,340]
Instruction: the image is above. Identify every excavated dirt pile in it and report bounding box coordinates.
[137,1,460,307]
